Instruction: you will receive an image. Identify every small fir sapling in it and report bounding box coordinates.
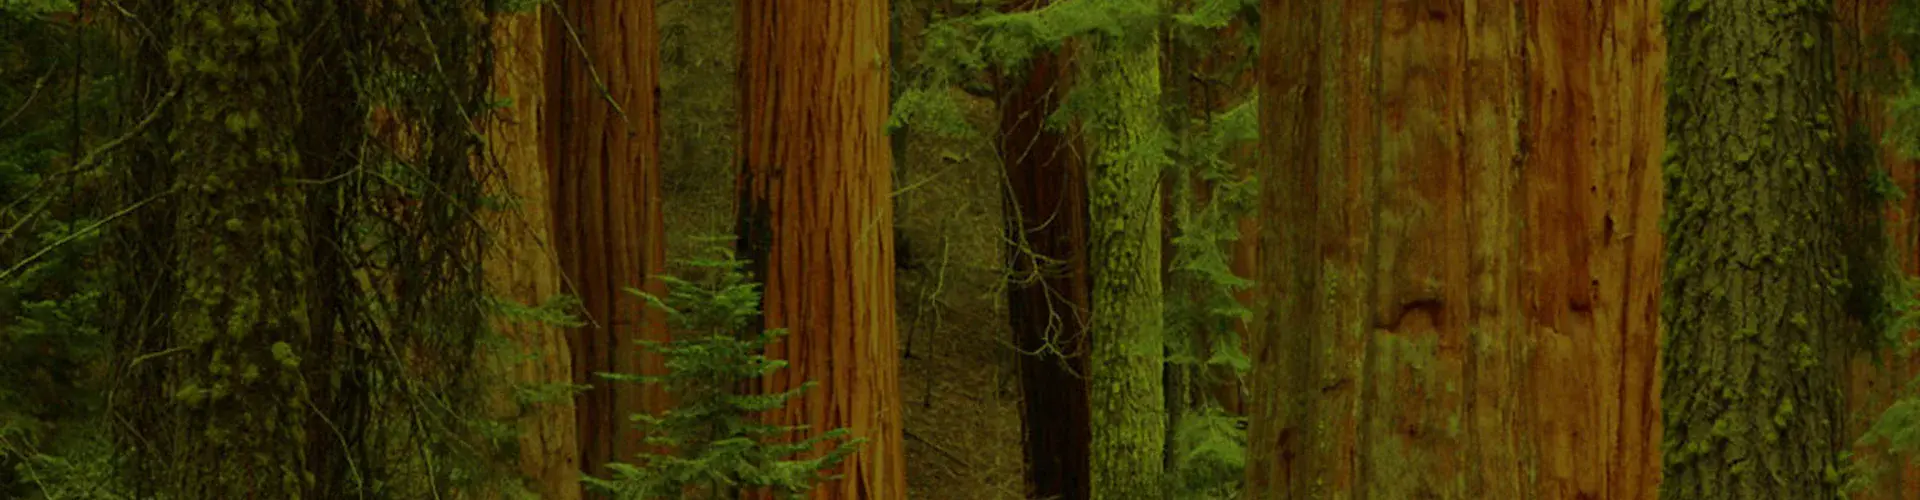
[585,246,860,499]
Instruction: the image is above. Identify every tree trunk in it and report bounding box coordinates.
[543,0,669,480]
[1658,0,1849,498]
[1079,1,1168,497]
[1248,0,1368,495]
[736,1,906,498]
[485,7,582,500]
[1248,1,1666,498]
[995,0,1093,495]
[134,1,317,496]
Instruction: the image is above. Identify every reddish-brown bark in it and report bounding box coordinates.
[736,1,905,498]
[1835,1,1920,498]
[543,0,669,481]
[484,8,582,500]
[1249,1,1665,498]
[994,3,1093,494]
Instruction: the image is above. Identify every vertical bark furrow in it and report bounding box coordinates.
[1251,1,1667,498]
[545,0,668,480]
[484,8,581,500]
[738,2,905,498]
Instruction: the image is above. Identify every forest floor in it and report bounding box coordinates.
[890,124,1026,499]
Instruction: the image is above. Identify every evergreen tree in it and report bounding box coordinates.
[992,0,1095,496]
[126,2,321,495]
[1077,0,1170,497]
[1659,0,1850,497]
[587,247,859,499]
[481,4,583,499]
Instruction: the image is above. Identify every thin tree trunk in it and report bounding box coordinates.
[1212,18,1256,418]
[1079,1,1168,497]
[736,1,905,498]
[996,0,1093,494]
[543,0,669,480]
[485,7,581,500]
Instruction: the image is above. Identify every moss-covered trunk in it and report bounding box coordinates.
[484,7,581,500]
[1079,1,1167,497]
[131,1,318,496]
[1657,0,1849,498]
[996,0,1094,496]
[736,1,906,497]
[543,0,669,478]
[1248,1,1667,498]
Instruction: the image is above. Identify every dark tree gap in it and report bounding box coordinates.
[993,0,1094,496]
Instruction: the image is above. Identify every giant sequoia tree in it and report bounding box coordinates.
[543,0,669,477]
[1658,0,1850,497]
[736,1,906,498]
[483,6,580,499]
[1249,0,1668,498]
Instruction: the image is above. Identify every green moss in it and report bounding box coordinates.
[1659,2,1851,497]
[1081,1,1170,497]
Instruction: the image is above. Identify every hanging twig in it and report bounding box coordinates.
[0,186,174,283]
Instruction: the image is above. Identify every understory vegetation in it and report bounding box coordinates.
[20,0,1920,499]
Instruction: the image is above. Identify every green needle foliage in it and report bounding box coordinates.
[586,245,860,500]
[1854,1,1920,489]
[893,2,1255,495]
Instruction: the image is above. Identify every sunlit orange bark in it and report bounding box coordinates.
[1522,2,1666,498]
[543,0,668,480]
[736,1,905,498]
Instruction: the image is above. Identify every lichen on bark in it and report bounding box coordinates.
[1658,0,1851,498]
[1078,0,1170,497]
[142,1,317,496]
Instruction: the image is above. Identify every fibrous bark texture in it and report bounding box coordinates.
[1079,1,1168,497]
[485,8,581,500]
[1659,0,1848,498]
[543,0,669,479]
[1249,1,1666,498]
[996,1,1093,494]
[736,1,906,498]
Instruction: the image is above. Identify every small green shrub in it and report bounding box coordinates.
[585,246,860,500]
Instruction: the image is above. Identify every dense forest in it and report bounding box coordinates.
[12,0,1920,499]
